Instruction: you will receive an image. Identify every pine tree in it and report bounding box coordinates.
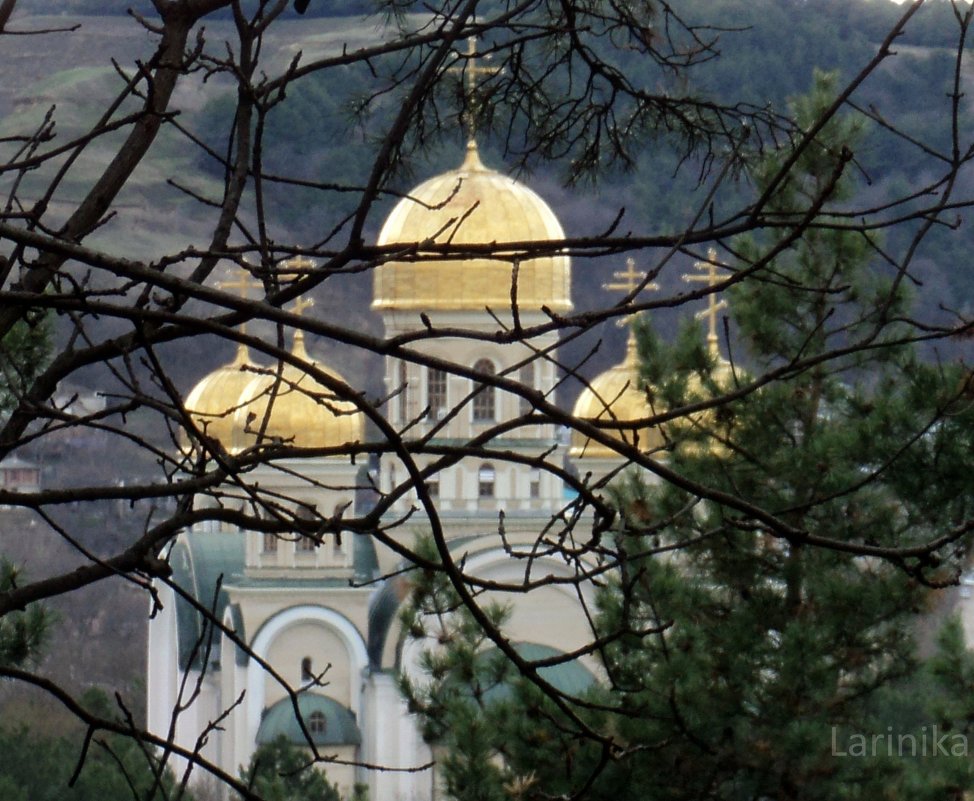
[238,736,344,801]
[403,73,974,801]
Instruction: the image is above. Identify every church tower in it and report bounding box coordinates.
[371,138,572,547]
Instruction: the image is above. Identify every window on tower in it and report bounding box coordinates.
[399,361,410,423]
[529,468,541,499]
[472,359,496,421]
[302,656,313,682]
[478,463,496,498]
[519,362,536,415]
[308,710,327,735]
[427,367,447,420]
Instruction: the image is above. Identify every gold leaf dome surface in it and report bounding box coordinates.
[373,142,572,313]
[232,333,364,453]
[668,357,737,457]
[569,336,663,459]
[184,344,258,449]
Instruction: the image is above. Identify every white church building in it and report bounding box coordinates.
[147,138,657,799]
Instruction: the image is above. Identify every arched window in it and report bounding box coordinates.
[427,367,447,420]
[529,468,541,499]
[478,463,496,498]
[472,359,496,421]
[519,362,537,415]
[301,656,313,682]
[308,710,327,735]
[399,361,410,423]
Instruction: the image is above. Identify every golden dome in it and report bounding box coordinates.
[184,344,258,450]
[373,141,572,313]
[669,358,737,456]
[569,333,663,460]
[232,332,363,453]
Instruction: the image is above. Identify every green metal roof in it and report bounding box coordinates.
[353,532,380,582]
[169,532,246,670]
[256,693,361,747]
[367,575,409,670]
[480,642,598,702]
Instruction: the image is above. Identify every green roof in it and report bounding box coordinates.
[367,575,409,670]
[353,532,380,582]
[480,642,598,702]
[256,693,361,747]
[169,532,246,670]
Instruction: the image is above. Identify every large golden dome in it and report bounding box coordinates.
[373,142,572,313]
[184,344,258,450]
[232,332,363,453]
[569,334,663,459]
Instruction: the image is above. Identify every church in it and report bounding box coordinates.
[146,135,668,799]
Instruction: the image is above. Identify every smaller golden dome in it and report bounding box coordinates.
[232,332,363,454]
[570,333,663,460]
[183,344,258,450]
[668,357,737,457]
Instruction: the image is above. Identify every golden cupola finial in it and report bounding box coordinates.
[606,256,657,373]
[217,265,262,362]
[672,247,738,456]
[570,257,662,460]
[682,247,728,361]
[449,32,501,147]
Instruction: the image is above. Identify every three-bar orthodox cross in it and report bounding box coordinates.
[216,266,261,359]
[280,255,316,279]
[682,247,727,359]
[449,34,501,142]
[603,257,659,362]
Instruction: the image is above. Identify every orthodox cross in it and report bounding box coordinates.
[280,255,316,278]
[449,34,501,141]
[603,257,658,363]
[682,247,728,358]
[288,292,316,354]
[216,266,260,355]
[603,257,659,328]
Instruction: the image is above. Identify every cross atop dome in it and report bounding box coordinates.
[682,247,728,359]
[604,256,658,363]
[450,33,501,147]
[280,255,316,278]
[217,266,261,361]
[287,287,315,355]
[292,294,314,317]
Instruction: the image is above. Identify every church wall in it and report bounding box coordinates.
[146,582,178,744]
[228,587,371,649]
[263,620,353,707]
[364,670,435,801]
[241,604,369,774]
